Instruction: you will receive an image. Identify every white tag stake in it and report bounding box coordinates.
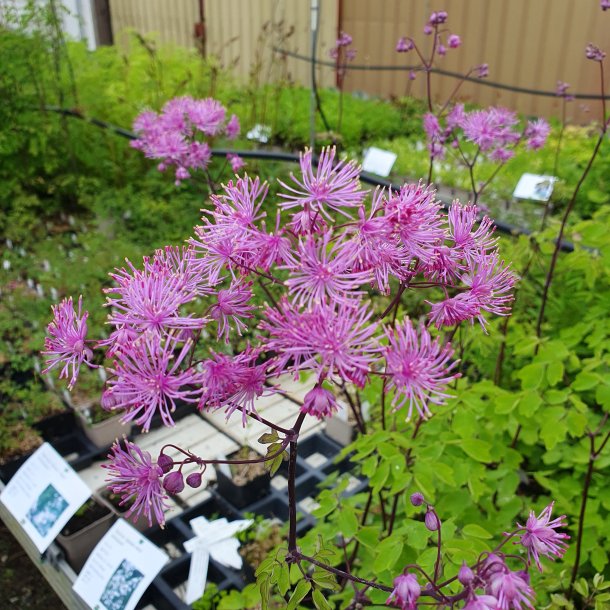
[183,516,252,604]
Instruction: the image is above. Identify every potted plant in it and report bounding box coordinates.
[55,496,114,572]
[238,517,283,582]
[213,447,271,509]
[65,367,131,449]
[0,422,43,483]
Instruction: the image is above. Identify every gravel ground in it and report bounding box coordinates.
[0,520,66,610]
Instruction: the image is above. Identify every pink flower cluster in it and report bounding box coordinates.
[396,11,461,62]
[42,146,516,526]
[423,104,550,162]
[131,96,241,184]
[387,499,569,610]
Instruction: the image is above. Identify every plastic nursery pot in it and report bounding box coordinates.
[32,410,76,443]
[324,414,356,446]
[213,448,271,509]
[97,487,151,533]
[55,496,114,572]
[75,408,131,450]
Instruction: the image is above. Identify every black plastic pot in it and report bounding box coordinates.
[214,450,271,509]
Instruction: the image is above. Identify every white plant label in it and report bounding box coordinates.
[513,173,557,202]
[183,515,253,604]
[362,147,397,177]
[0,443,91,552]
[73,519,168,610]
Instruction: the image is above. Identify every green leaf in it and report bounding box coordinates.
[516,363,545,390]
[546,361,564,386]
[287,579,312,610]
[258,431,279,444]
[572,372,599,391]
[460,439,492,462]
[312,589,333,610]
[373,537,404,572]
[355,526,379,549]
[278,563,290,596]
[590,547,608,572]
[337,509,359,538]
[462,523,493,539]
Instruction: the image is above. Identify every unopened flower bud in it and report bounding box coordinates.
[157,453,173,474]
[186,472,203,488]
[410,492,425,506]
[302,386,338,419]
[163,471,184,494]
[425,508,441,531]
[458,562,474,585]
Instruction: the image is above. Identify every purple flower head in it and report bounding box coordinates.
[104,440,169,528]
[448,34,461,48]
[261,297,378,387]
[302,386,338,419]
[199,347,271,424]
[586,43,606,62]
[447,103,466,129]
[187,98,226,136]
[477,63,489,78]
[385,182,446,266]
[525,119,551,150]
[437,44,447,56]
[556,81,572,99]
[163,471,185,494]
[278,147,365,221]
[396,37,414,53]
[382,318,459,420]
[410,492,425,506]
[249,213,292,271]
[105,257,205,337]
[458,562,475,586]
[487,569,535,610]
[227,153,245,173]
[463,595,498,610]
[226,114,240,139]
[461,108,520,153]
[602,0,610,10]
[386,573,421,610]
[409,70,417,81]
[337,31,353,47]
[105,333,202,432]
[429,11,448,25]
[282,232,372,307]
[42,296,94,390]
[448,202,498,262]
[423,113,442,141]
[423,24,433,35]
[514,502,570,571]
[210,281,256,343]
[427,293,481,329]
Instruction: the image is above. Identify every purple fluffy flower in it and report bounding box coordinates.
[386,182,446,266]
[525,119,551,150]
[448,202,497,262]
[488,569,535,610]
[227,153,245,172]
[210,281,256,343]
[105,333,202,432]
[427,293,481,329]
[105,257,206,336]
[225,114,240,139]
[261,297,378,387]
[463,595,498,610]
[282,233,371,306]
[586,43,606,62]
[198,347,270,424]
[104,440,169,528]
[382,318,459,420]
[386,573,421,610]
[42,296,94,389]
[278,147,366,221]
[514,502,570,571]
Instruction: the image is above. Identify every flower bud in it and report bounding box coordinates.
[186,472,203,488]
[458,562,474,585]
[157,453,173,474]
[410,492,425,506]
[163,471,185,494]
[424,508,440,531]
[301,386,338,420]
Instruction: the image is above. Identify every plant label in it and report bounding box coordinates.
[513,173,557,202]
[0,443,91,553]
[73,519,168,610]
[183,515,252,604]
[362,147,397,177]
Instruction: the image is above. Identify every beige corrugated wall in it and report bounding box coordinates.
[108,0,608,122]
[340,0,609,123]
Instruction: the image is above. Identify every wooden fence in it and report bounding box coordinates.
[108,0,609,123]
